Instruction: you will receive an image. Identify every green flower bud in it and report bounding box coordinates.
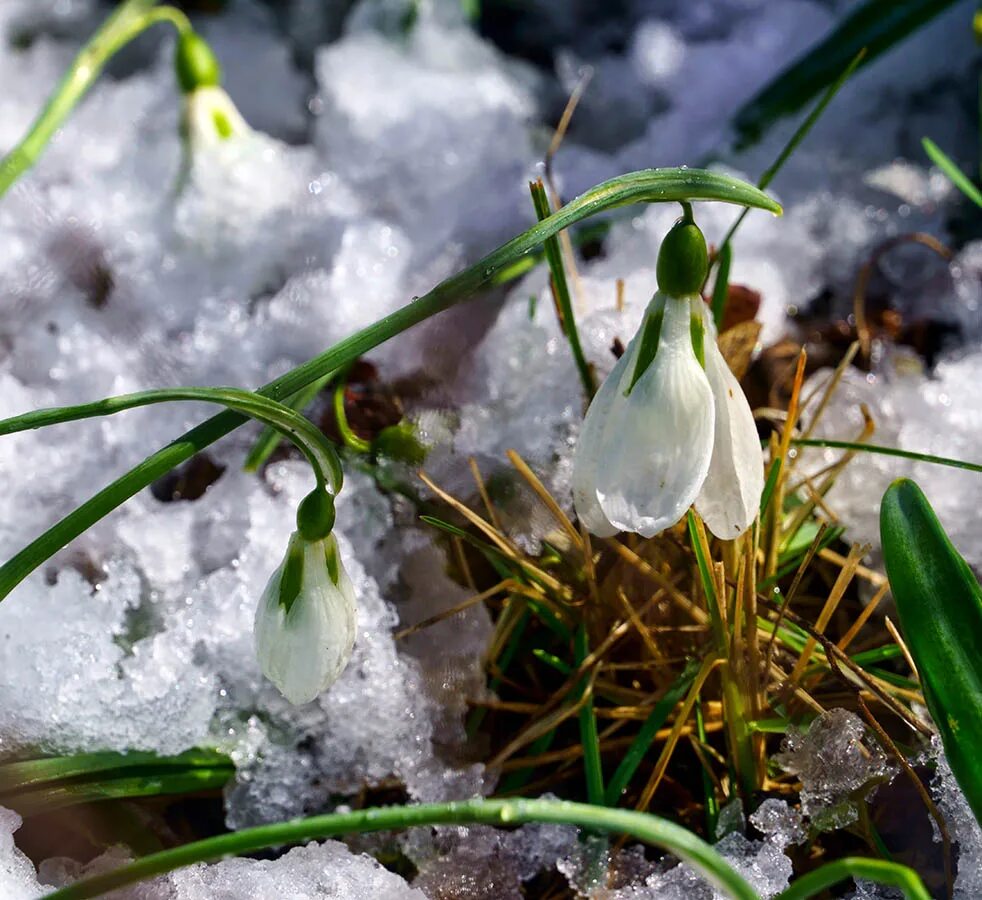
[656,215,708,298]
[175,31,223,95]
[296,488,336,542]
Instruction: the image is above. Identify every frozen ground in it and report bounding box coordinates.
[0,0,980,896]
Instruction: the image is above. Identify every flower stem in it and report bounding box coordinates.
[0,1,192,198]
[41,797,760,900]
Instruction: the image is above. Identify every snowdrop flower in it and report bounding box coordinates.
[573,212,763,540]
[175,31,250,148]
[254,490,357,704]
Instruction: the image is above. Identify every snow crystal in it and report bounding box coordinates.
[775,709,896,831]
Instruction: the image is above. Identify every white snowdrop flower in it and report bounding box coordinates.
[573,213,764,540]
[174,31,250,148]
[254,491,357,705]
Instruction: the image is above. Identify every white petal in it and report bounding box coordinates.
[254,533,357,705]
[572,331,640,537]
[184,86,250,147]
[695,303,765,539]
[595,295,715,537]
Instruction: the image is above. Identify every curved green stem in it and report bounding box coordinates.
[0,384,342,500]
[0,168,779,602]
[332,382,372,453]
[0,1,192,198]
[41,797,759,900]
[773,857,930,900]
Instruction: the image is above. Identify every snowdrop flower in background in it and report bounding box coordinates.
[254,489,357,705]
[573,210,764,540]
[175,30,250,149]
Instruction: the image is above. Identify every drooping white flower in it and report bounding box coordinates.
[573,293,715,538]
[573,212,764,540]
[254,530,357,705]
[174,30,250,149]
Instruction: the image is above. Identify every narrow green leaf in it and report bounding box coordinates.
[0,748,229,793]
[710,243,732,331]
[529,180,595,399]
[923,137,982,208]
[794,437,982,474]
[604,659,700,806]
[733,0,960,148]
[574,624,605,807]
[4,768,233,816]
[40,797,761,900]
[880,478,982,826]
[773,855,930,900]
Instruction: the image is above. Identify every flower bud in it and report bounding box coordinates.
[254,531,357,704]
[175,31,223,94]
[296,488,336,541]
[656,216,708,298]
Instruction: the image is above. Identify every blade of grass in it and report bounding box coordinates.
[923,137,982,207]
[793,438,982,474]
[710,242,732,331]
[733,0,958,148]
[0,748,229,793]
[574,623,605,806]
[41,797,761,900]
[4,766,233,816]
[774,857,930,900]
[604,660,700,806]
[713,49,866,320]
[530,179,595,399]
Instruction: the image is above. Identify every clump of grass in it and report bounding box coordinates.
[413,333,951,895]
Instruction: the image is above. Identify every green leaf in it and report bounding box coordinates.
[0,168,778,605]
[39,797,762,900]
[604,659,700,806]
[0,748,233,816]
[880,478,982,826]
[733,0,960,148]
[923,137,982,208]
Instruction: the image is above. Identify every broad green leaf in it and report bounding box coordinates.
[880,477,982,826]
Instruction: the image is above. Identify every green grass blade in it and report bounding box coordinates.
[0,167,779,603]
[733,0,960,148]
[41,797,760,900]
[773,856,930,900]
[0,748,229,793]
[574,623,605,807]
[923,136,982,207]
[794,437,982,474]
[530,179,595,399]
[605,659,700,806]
[715,49,865,296]
[710,242,732,331]
[880,478,982,826]
[4,767,233,816]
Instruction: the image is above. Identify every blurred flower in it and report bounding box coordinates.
[175,30,250,148]
[254,492,357,704]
